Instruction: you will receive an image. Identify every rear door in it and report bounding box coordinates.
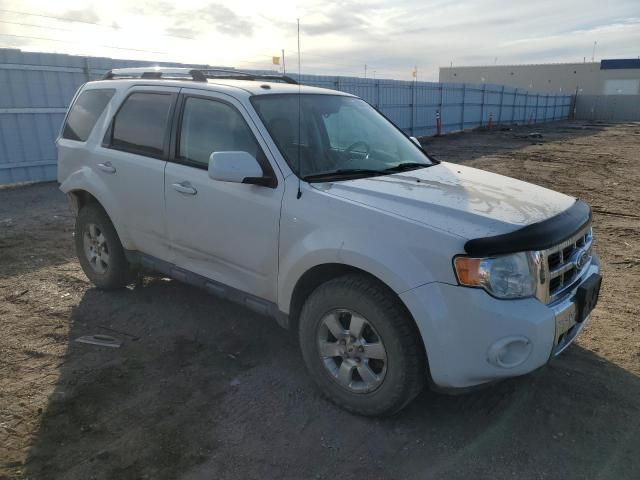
[164,89,284,302]
[95,86,178,260]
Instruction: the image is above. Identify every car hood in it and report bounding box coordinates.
[311,162,576,240]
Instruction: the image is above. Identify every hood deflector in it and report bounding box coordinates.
[464,199,592,256]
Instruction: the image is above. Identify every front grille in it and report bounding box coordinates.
[544,226,593,303]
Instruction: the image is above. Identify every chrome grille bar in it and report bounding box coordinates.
[539,224,593,304]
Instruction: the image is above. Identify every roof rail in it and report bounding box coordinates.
[102,66,298,85]
[102,67,207,82]
[200,69,298,84]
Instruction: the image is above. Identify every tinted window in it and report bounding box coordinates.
[179,97,261,166]
[62,89,114,141]
[111,93,173,157]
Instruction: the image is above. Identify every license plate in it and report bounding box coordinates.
[575,274,602,323]
[556,306,577,338]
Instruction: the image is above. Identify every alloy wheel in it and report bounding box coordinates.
[317,309,388,393]
[83,223,109,274]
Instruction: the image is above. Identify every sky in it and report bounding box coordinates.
[0,0,638,81]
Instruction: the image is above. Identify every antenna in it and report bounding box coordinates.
[282,48,286,75]
[296,18,302,200]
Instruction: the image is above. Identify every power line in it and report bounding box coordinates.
[0,19,71,32]
[240,51,373,72]
[0,8,196,40]
[0,30,387,77]
[0,33,166,55]
[0,8,112,28]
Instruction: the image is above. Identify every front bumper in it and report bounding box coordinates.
[400,254,600,389]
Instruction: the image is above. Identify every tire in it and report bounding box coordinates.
[74,203,134,289]
[298,274,426,416]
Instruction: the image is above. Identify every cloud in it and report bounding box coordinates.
[196,3,254,36]
[165,26,196,39]
[260,0,392,41]
[289,0,640,79]
[2,0,639,81]
[139,1,255,38]
[57,6,101,24]
[301,16,366,36]
[298,2,379,36]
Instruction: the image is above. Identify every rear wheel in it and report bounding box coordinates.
[298,274,426,416]
[75,203,134,289]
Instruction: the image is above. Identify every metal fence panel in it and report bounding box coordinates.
[440,83,463,134]
[575,95,640,121]
[0,49,572,185]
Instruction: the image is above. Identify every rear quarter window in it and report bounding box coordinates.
[62,89,115,142]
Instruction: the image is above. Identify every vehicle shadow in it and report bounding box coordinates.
[22,278,640,480]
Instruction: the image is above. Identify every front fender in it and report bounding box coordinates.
[277,182,463,313]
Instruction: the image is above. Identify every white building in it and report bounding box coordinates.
[439,59,640,96]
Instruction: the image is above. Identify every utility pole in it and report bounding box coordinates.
[591,41,597,62]
[282,48,286,75]
[364,64,367,79]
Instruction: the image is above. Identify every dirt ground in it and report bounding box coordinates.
[1,121,639,480]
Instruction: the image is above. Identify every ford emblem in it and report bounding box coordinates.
[575,250,588,270]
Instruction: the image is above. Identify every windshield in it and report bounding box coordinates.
[250,94,434,181]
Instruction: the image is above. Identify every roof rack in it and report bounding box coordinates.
[102,67,208,82]
[102,67,298,84]
[200,69,298,84]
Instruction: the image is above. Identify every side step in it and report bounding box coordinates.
[125,250,289,328]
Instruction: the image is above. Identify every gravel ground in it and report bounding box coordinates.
[1,121,639,480]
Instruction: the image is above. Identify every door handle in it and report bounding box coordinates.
[97,162,116,174]
[172,182,198,196]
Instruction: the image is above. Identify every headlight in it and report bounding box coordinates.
[453,252,537,299]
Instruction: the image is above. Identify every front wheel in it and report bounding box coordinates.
[298,274,426,416]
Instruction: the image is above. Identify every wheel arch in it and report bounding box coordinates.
[68,189,100,212]
[286,263,427,359]
[60,169,132,249]
[68,188,132,248]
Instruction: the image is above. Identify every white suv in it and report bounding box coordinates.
[57,67,602,415]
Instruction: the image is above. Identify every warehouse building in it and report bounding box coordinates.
[439,59,640,96]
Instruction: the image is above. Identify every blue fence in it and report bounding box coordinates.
[0,49,572,185]
[292,74,571,136]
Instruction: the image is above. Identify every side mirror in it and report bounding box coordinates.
[410,136,422,147]
[208,151,273,187]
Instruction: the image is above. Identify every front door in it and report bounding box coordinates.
[164,90,284,302]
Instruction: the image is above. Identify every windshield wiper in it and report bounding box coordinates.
[303,163,431,182]
[303,168,386,182]
[382,162,430,173]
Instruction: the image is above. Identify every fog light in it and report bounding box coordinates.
[487,336,532,368]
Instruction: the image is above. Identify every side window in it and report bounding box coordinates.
[178,97,261,167]
[110,93,173,157]
[62,89,114,142]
